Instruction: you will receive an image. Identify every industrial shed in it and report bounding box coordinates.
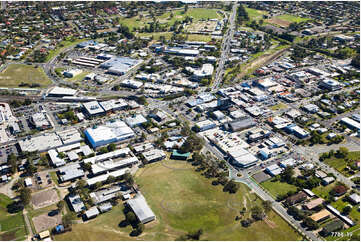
[126,194,156,224]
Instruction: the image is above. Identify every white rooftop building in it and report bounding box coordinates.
[84,120,135,148]
[126,193,156,224]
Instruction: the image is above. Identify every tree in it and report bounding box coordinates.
[280,166,294,184]
[107,143,116,152]
[241,218,253,227]
[19,187,31,205]
[262,200,272,214]
[57,201,65,212]
[303,217,319,230]
[251,206,265,221]
[62,212,77,228]
[7,153,17,174]
[223,179,239,193]
[106,175,116,184]
[342,206,352,215]
[124,172,134,186]
[336,147,348,158]
[125,211,138,225]
[99,147,108,154]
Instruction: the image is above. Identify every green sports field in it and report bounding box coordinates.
[54,160,301,241]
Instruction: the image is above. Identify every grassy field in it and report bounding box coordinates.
[276,14,312,24]
[66,71,90,82]
[324,151,360,177]
[0,193,27,241]
[245,7,268,21]
[54,160,301,241]
[121,8,221,31]
[270,102,288,111]
[260,178,298,199]
[312,183,336,200]
[0,64,51,88]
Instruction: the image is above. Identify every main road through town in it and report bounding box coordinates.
[211,2,238,92]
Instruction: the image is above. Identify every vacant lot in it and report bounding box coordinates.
[33,212,61,233]
[0,193,27,241]
[245,7,268,21]
[266,14,311,27]
[260,178,298,199]
[270,102,288,110]
[31,189,59,209]
[54,160,301,240]
[0,64,51,88]
[324,151,360,177]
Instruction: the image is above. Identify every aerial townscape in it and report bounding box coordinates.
[0,1,360,241]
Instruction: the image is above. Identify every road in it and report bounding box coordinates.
[211,2,238,92]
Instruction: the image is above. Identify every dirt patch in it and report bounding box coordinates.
[266,18,290,28]
[31,189,59,209]
[32,213,61,233]
[264,217,277,229]
[0,231,16,240]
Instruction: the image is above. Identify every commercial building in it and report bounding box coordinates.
[47,86,77,97]
[30,113,52,130]
[194,120,217,132]
[228,116,256,132]
[125,114,147,127]
[340,117,360,131]
[189,64,214,80]
[121,79,143,89]
[99,99,128,112]
[83,101,105,116]
[84,120,135,148]
[164,47,199,57]
[228,147,258,168]
[265,164,283,176]
[63,69,82,78]
[18,128,83,153]
[100,57,142,75]
[319,79,342,91]
[126,194,156,224]
[303,104,319,113]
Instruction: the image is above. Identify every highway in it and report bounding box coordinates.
[211,2,238,92]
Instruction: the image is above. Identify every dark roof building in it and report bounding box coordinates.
[228,116,256,132]
[285,192,307,206]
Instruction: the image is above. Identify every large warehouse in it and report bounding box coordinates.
[84,120,135,148]
[100,57,142,75]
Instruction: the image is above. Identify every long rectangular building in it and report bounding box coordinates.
[126,194,156,224]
